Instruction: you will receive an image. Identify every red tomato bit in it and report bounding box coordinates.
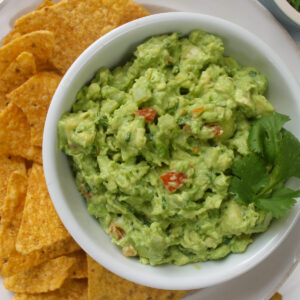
[109,223,125,240]
[207,124,222,137]
[134,108,157,122]
[160,171,187,193]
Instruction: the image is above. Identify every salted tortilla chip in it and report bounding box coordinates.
[120,0,149,24]
[68,251,87,279]
[87,256,187,300]
[4,256,76,293]
[0,171,27,260]
[1,237,80,277]
[7,72,61,146]
[0,103,42,163]
[13,279,88,300]
[9,0,147,73]
[16,163,70,254]
[0,155,26,210]
[1,0,55,46]
[37,0,55,10]
[0,52,37,111]
[0,31,54,74]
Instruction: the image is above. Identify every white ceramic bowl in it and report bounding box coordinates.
[43,12,300,290]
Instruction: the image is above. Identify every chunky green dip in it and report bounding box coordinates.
[58,30,276,266]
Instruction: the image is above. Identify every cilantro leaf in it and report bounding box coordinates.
[248,112,290,164]
[272,129,300,181]
[229,177,255,204]
[256,187,300,218]
[229,154,269,204]
[230,112,300,218]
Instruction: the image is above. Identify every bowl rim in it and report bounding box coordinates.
[274,0,300,26]
[43,12,300,290]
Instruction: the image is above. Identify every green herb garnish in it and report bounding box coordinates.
[288,0,300,11]
[229,112,300,218]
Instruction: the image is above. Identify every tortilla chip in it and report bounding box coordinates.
[0,52,37,111]
[1,0,55,46]
[0,103,42,163]
[16,163,70,254]
[4,256,76,293]
[37,0,55,10]
[87,256,187,300]
[7,72,61,146]
[13,279,88,300]
[120,0,149,24]
[0,155,26,210]
[8,0,146,73]
[0,171,27,260]
[1,237,80,277]
[68,251,87,279]
[0,31,54,74]
[1,31,22,46]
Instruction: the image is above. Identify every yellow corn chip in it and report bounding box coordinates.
[1,237,80,277]
[120,0,149,24]
[0,52,37,111]
[69,251,87,279]
[16,163,70,254]
[0,30,54,74]
[7,72,61,147]
[8,0,145,73]
[0,155,26,210]
[87,256,187,300]
[37,0,55,10]
[2,31,22,46]
[13,279,88,300]
[0,171,27,260]
[0,103,42,163]
[4,256,76,293]
[1,0,55,46]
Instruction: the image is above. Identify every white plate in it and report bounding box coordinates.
[0,0,300,299]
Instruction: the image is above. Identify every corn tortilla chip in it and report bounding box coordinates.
[120,0,149,24]
[16,163,70,254]
[68,251,87,279]
[37,0,55,10]
[0,171,27,260]
[0,31,54,74]
[1,237,80,277]
[9,0,147,73]
[1,0,55,46]
[13,279,88,300]
[87,256,187,300]
[4,256,76,293]
[0,52,37,111]
[0,103,42,163]
[0,155,26,210]
[7,72,61,146]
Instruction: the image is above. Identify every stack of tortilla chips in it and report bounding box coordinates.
[0,0,187,299]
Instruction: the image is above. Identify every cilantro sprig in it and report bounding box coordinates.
[229,112,300,218]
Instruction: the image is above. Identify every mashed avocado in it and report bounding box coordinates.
[58,30,275,266]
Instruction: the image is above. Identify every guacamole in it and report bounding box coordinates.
[58,30,275,266]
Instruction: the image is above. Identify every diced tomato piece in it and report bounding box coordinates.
[160,171,187,193]
[207,124,222,137]
[109,223,125,240]
[134,108,157,122]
